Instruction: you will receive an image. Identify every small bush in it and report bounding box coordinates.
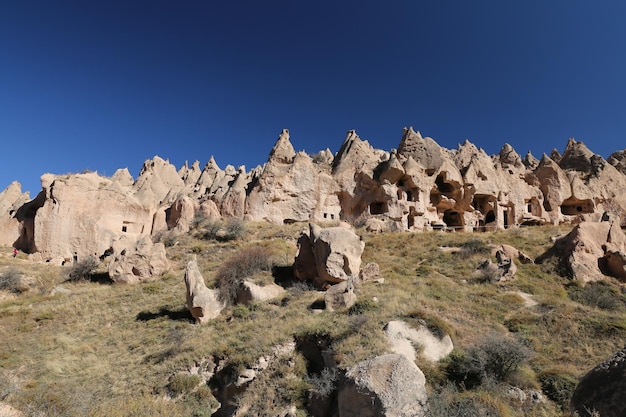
[444,335,531,388]
[168,374,202,396]
[198,220,222,240]
[537,368,578,407]
[215,246,275,305]
[304,367,338,398]
[427,382,504,417]
[348,299,379,315]
[224,218,246,240]
[460,239,491,255]
[67,257,98,282]
[0,268,26,293]
[568,281,624,311]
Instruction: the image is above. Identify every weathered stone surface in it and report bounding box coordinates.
[384,320,453,363]
[492,244,534,264]
[538,219,626,283]
[184,259,224,324]
[338,354,427,417]
[108,235,169,284]
[570,346,626,417]
[324,280,356,311]
[3,128,626,263]
[294,223,365,287]
[0,181,30,247]
[236,280,286,305]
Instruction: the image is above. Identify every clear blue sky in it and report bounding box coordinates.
[1,1,625,195]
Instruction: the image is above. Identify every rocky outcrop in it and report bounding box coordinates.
[108,235,169,283]
[537,218,626,283]
[184,259,224,324]
[2,128,626,264]
[324,280,356,311]
[570,346,626,417]
[293,223,365,288]
[0,181,30,247]
[338,354,427,417]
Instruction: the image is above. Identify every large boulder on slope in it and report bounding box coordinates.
[570,346,626,417]
[537,219,626,283]
[108,235,169,283]
[338,354,427,417]
[184,258,224,324]
[293,223,365,288]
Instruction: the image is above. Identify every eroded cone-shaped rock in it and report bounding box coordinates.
[608,149,626,175]
[184,259,224,324]
[108,235,169,284]
[338,354,427,417]
[324,280,356,311]
[294,223,365,287]
[570,346,626,417]
[0,181,30,246]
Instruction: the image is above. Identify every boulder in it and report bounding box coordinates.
[324,280,356,311]
[184,259,224,324]
[338,354,427,417]
[236,280,286,305]
[491,244,534,264]
[383,320,453,363]
[294,223,365,287]
[570,346,626,417]
[537,220,626,283]
[475,249,517,282]
[108,236,169,284]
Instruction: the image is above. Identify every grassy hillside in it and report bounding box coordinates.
[1,222,624,416]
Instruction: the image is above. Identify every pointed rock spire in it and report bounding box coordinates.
[268,129,296,164]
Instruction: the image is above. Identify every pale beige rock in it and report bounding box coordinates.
[324,280,356,311]
[538,220,626,283]
[0,402,22,417]
[359,262,380,283]
[309,223,364,285]
[236,280,286,305]
[184,258,224,324]
[108,235,169,284]
[384,320,453,363]
[0,181,29,247]
[491,244,534,264]
[338,354,427,417]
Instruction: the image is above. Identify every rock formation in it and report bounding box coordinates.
[108,235,169,284]
[293,223,365,288]
[1,129,626,266]
[570,346,626,417]
[537,217,626,283]
[184,259,224,324]
[338,354,428,417]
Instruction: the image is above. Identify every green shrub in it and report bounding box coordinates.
[568,281,624,311]
[215,246,275,305]
[444,335,531,388]
[537,368,578,407]
[347,299,379,315]
[0,268,27,293]
[224,218,246,241]
[198,220,222,240]
[427,382,504,417]
[168,374,202,396]
[67,257,98,282]
[460,239,491,255]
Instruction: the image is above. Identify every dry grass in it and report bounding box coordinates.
[0,223,624,416]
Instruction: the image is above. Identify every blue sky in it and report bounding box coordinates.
[1,1,625,196]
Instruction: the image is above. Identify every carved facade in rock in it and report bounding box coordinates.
[1,129,625,264]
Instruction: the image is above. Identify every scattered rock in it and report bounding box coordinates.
[184,259,224,324]
[108,235,169,284]
[324,280,356,312]
[383,320,453,363]
[338,354,427,417]
[236,279,286,305]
